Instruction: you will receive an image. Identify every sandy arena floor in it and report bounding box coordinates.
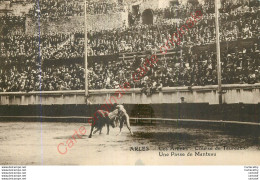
[0,121,259,165]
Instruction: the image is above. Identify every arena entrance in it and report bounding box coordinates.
[142,9,153,25]
[169,0,179,6]
[132,5,140,16]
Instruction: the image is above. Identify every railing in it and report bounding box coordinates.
[1,83,260,105]
[1,83,260,96]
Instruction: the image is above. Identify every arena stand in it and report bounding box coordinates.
[0,0,259,96]
[0,39,259,92]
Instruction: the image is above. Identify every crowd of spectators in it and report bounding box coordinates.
[0,16,25,36]
[0,16,25,27]
[74,5,258,56]
[0,63,85,92]
[87,5,259,55]
[87,43,260,94]
[153,0,259,20]
[222,43,260,84]
[0,33,72,60]
[154,2,207,20]
[28,0,84,21]
[1,43,259,92]
[2,1,258,57]
[27,0,125,21]
[86,0,125,15]
[0,35,37,59]
[0,0,260,92]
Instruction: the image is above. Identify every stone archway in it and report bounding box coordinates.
[142,9,153,25]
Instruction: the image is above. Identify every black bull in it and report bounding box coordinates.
[88,110,116,138]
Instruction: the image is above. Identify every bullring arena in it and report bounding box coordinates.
[0,119,259,165]
[0,0,260,165]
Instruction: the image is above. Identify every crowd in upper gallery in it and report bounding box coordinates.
[0,0,259,92]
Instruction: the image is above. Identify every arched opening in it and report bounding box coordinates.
[142,9,153,25]
[188,0,199,5]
